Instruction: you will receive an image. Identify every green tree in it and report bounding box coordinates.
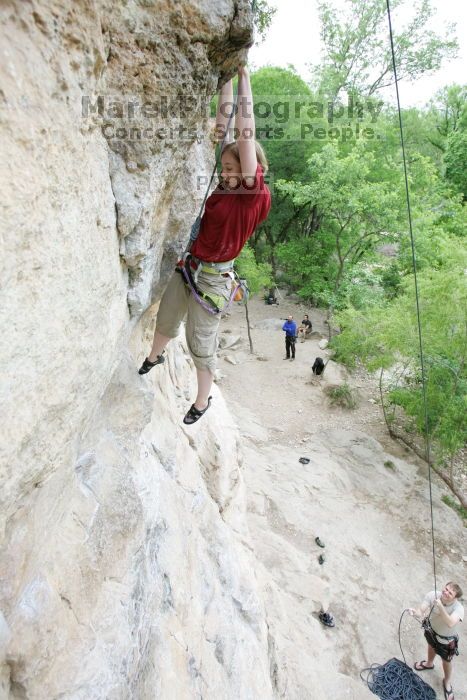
[251,66,316,181]
[249,67,318,269]
[313,0,458,99]
[332,249,467,506]
[444,129,467,199]
[276,143,403,308]
[235,244,272,295]
[426,84,467,153]
[252,0,277,44]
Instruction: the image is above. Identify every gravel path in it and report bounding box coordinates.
[215,292,467,700]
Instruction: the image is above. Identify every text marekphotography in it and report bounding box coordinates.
[82,94,384,143]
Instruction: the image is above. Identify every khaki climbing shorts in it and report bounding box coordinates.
[156,269,232,374]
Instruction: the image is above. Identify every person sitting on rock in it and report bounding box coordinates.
[138,66,271,425]
[265,287,278,305]
[410,582,464,700]
[298,314,312,341]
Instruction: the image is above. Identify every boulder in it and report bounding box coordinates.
[219,334,243,350]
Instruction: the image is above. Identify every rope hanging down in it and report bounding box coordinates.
[384,0,437,598]
[361,3,440,697]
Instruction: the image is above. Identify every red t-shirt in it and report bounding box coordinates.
[190,164,271,262]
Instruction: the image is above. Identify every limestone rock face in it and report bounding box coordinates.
[2,344,272,699]
[0,1,275,697]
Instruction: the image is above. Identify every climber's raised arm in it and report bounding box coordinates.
[215,78,235,145]
[235,66,257,180]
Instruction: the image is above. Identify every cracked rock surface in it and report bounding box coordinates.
[0,1,274,698]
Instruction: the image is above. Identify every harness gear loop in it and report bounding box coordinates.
[175,253,245,316]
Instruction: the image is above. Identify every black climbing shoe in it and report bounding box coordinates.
[299,457,310,465]
[315,537,325,548]
[319,611,335,628]
[183,397,212,425]
[318,554,325,565]
[138,353,165,375]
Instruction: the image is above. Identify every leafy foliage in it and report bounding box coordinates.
[245,0,467,495]
[234,244,273,296]
[331,255,467,458]
[444,129,467,199]
[325,383,358,409]
[313,0,458,99]
[252,0,277,44]
[275,143,403,306]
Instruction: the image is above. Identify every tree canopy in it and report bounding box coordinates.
[247,0,466,505]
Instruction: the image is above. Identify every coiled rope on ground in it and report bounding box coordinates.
[361,659,437,700]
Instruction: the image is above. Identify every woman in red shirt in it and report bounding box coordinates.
[139,66,271,424]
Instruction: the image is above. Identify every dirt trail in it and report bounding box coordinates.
[216,292,467,700]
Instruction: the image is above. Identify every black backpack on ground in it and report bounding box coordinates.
[312,357,325,375]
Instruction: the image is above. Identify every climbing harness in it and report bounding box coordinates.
[422,614,459,662]
[175,253,246,315]
[361,3,448,698]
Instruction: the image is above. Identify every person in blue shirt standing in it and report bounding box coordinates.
[282,315,297,361]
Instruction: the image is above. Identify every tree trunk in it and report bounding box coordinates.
[245,302,254,354]
[325,306,333,342]
[379,367,392,434]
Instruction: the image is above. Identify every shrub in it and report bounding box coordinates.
[325,383,357,409]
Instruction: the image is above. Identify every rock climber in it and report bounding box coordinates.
[410,582,464,700]
[138,66,271,424]
[282,315,297,361]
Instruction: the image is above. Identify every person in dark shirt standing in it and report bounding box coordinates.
[282,315,297,361]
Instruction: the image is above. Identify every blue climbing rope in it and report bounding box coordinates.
[361,659,437,700]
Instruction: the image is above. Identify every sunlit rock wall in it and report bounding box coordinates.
[0,1,274,697]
